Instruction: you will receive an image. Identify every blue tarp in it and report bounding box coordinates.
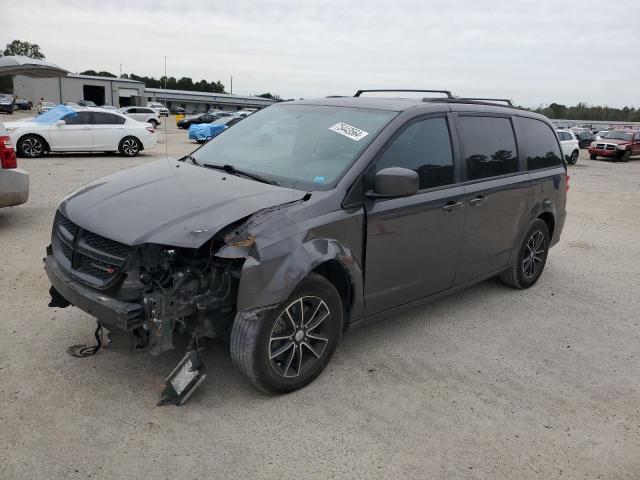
[33,104,77,124]
[188,122,228,142]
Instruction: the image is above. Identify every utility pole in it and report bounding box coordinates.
[119,63,122,78]
[230,76,233,94]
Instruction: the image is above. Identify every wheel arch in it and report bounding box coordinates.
[17,132,50,153]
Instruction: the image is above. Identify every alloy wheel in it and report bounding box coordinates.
[268,296,331,378]
[22,137,43,157]
[522,230,545,279]
[122,138,139,156]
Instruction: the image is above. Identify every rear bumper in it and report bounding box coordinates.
[0,168,29,207]
[45,253,142,330]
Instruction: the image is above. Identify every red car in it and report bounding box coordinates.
[588,130,640,161]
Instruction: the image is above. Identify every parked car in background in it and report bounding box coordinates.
[570,126,591,137]
[78,100,97,107]
[4,105,157,158]
[99,105,118,111]
[0,94,15,114]
[44,92,567,401]
[188,116,243,143]
[0,122,29,208]
[118,106,161,128]
[235,110,256,118]
[595,130,609,140]
[576,131,596,149]
[556,129,580,164]
[177,112,229,129]
[588,130,640,161]
[14,99,32,110]
[64,102,81,108]
[170,107,186,115]
[147,102,169,117]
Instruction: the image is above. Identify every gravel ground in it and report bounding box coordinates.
[1,112,639,479]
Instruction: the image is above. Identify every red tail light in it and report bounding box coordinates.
[565,174,570,192]
[0,135,17,169]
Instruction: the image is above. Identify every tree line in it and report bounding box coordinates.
[533,102,640,122]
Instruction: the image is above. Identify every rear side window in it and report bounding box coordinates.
[519,117,563,170]
[458,116,518,180]
[375,117,454,190]
[63,112,92,125]
[93,112,126,125]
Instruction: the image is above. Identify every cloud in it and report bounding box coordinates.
[4,0,639,107]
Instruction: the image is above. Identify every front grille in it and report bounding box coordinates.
[51,211,130,288]
[596,143,617,151]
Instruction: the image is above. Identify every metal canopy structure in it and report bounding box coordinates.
[0,56,69,78]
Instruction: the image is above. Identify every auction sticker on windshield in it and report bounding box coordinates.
[329,122,369,141]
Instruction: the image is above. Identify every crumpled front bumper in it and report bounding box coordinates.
[44,252,142,331]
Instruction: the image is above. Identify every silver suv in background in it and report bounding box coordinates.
[118,106,161,128]
[0,123,29,208]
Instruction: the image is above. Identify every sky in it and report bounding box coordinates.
[3,0,639,108]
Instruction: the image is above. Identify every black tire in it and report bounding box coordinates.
[118,136,141,157]
[196,139,206,144]
[17,134,45,158]
[149,119,158,129]
[590,153,597,160]
[499,219,550,289]
[620,150,631,162]
[230,272,343,394]
[568,150,578,165]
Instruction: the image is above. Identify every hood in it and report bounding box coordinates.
[597,137,629,145]
[59,159,306,248]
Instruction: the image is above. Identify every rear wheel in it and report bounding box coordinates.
[18,134,45,158]
[500,219,550,289]
[568,150,578,165]
[590,153,597,160]
[118,136,141,157]
[230,273,343,394]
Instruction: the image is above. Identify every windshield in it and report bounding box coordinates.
[191,104,396,190]
[604,130,633,141]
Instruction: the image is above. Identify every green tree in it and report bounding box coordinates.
[2,40,45,59]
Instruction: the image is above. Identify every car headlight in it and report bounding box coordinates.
[617,144,627,150]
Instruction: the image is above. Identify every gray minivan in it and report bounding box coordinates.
[45,90,567,404]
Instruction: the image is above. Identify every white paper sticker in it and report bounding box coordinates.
[329,122,369,141]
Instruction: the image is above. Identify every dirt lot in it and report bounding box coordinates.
[1,111,639,479]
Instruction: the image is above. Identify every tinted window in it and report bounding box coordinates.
[93,112,125,125]
[63,112,92,125]
[458,116,518,180]
[519,117,563,170]
[557,132,570,141]
[375,117,454,190]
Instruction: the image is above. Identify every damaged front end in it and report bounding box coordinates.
[45,210,245,404]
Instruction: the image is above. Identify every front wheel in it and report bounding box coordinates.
[499,219,550,289]
[590,153,597,160]
[568,150,578,165]
[230,273,343,394]
[620,150,631,162]
[18,134,45,158]
[118,136,141,157]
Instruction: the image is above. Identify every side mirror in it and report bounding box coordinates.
[368,167,419,199]
[54,120,65,126]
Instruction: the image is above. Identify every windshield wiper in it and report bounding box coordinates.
[203,163,279,186]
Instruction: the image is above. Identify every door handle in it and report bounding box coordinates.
[469,195,488,206]
[442,201,463,212]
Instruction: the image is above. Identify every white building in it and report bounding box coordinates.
[13,74,278,112]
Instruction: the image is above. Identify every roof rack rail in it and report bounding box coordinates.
[354,89,453,99]
[457,97,513,106]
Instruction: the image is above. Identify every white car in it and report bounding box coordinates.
[147,102,169,117]
[556,129,580,165]
[4,107,157,158]
[119,106,161,128]
[0,123,29,207]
